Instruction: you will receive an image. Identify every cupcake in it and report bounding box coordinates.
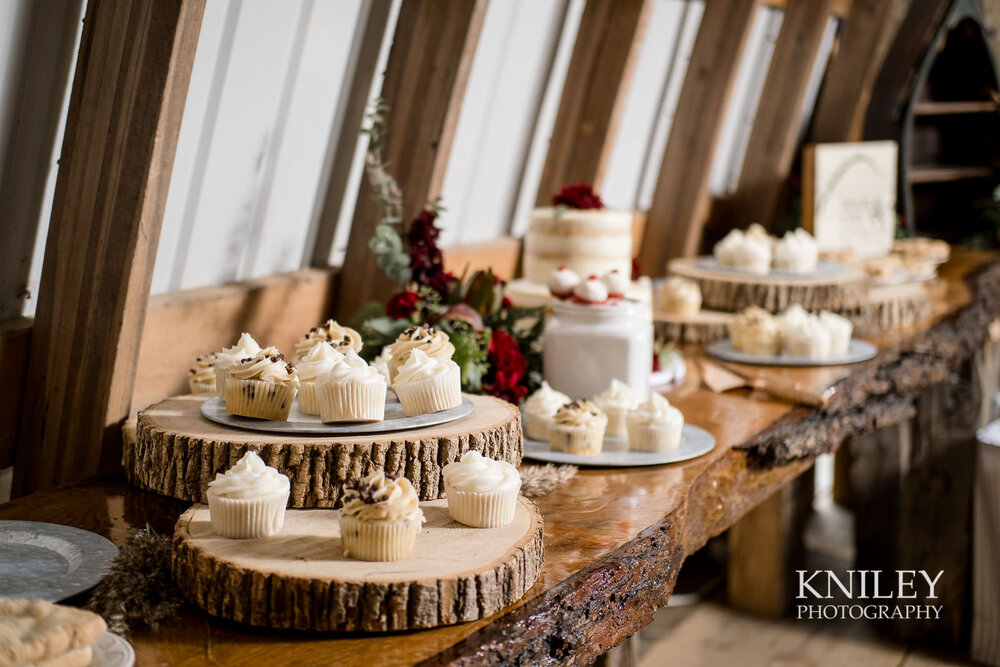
[225,347,299,420]
[713,229,745,266]
[627,393,684,452]
[371,346,393,384]
[295,319,363,358]
[188,353,217,394]
[443,451,521,528]
[783,314,832,359]
[548,266,580,299]
[773,228,818,274]
[731,232,772,274]
[387,325,456,381]
[819,310,853,356]
[776,303,810,346]
[206,451,290,538]
[572,275,608,304]
[601,269,629,300]
[522,381,571,441]
[658,276,702,317]
[392,349,462,417]
[549,400,607,456]
[214,333,261,398]
[593,379,640,439]
[339,471,425,561]
[295,342,345,415]
[316,350,387,422]
[730,307,781,356]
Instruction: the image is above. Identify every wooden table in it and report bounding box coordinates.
[3,251,998,666]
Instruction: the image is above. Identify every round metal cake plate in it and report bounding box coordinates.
[706,338,878,367]
[91,632,135,667]
[521,424,715,467]
[200,395,475,435]
[0,521,118,602]
[696,256,845,279]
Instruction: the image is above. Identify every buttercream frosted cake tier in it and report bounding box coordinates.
[522,207,634,283]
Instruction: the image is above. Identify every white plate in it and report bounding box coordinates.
[200,395,474,435]
[0,521,118,601]
[696,256,845,279]
[91,633,135,667]
[522,424,715,467]
[706,339,877,367]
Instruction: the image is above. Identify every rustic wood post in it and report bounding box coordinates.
[639,0,760,273]
[533,0,652,205]
[334,0,488,321]
[13,0,205,495]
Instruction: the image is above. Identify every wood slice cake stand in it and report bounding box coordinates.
[668,257,868,313]
[172,497,544,632]
[654,309,734,344]
[847,280,934,335]
[127,394,521,508]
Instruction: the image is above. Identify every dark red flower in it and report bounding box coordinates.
[552,183,604,210]
[407,209,449,296]
[631,256,642,281]
[386,290,420,319]
[501,296,513,309]
[483,330,528,405]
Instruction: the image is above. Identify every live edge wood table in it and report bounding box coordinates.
[2,251,998,666]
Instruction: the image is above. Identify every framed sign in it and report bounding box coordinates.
[803,141,898,259]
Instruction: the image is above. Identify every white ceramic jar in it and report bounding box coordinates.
[542,299,652,402]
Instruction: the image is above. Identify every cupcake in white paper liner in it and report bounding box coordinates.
[316,350,387,422]
[549,400,607,456]
[339,471,425,561]
[443,451,521,528]
[206,451,290,538]
[392,349,462,417]
[626,393,684,452]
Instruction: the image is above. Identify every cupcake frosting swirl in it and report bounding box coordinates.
[230,347,299,385]
[594,379,640,410]
[628,393,683,428]
[189,353,216,383]
[341,471,425,524]
[208,451,290,499]
[295,319,363,357]
[295,342,344,382]
[321,349,385,385]
[215,333,261,370]
[443,451,521,494]
[388,325,455,368]
[393,348,457,385]
[553,400,605,427]
[523,381,570,418]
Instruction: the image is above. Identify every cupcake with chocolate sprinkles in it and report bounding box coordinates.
[225,347,299,420]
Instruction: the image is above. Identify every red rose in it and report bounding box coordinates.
[386,290,420,319]
[631,256,642,281]
[483,330,528,405]
[552,183,604,210]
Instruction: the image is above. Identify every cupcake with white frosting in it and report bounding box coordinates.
[392,349,462,416]
[371,346,393,384]
[295,319,363,358]
[572,275,609,304]
[714,229,745,266]
[206,451,290,538]
[775,303,809,345]
[548,266,580,300]
[549,400,607,456]
[387,325,456,381]
[658,276,702,317]
[214,333,261,398]
[730,307,781,356]
[189,353,217,395]
[522,381,571,441]
[731,232,772,274]
[339,471,425,561]
[783,314,832,359]
[601,269,629,300]
[773,228,819,274]
[627,393,684,452]
[316,350,387,422]
[225,347,299,420]
[295,342,345,415]
[443,451,521,528]
[593,379,640,439]
[819,310,853,356]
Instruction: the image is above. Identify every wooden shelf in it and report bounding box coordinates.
[909,164,997,183]
[913,100,997,116]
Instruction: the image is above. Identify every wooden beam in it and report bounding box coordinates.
[534,0,653,205]
[638,0,760,273]
[724,0,839,230]
[13,0,205,496]
[308,0,393,267]
[334,0,488,321]
[810,0,905,143]
[441,236,521,282]
[0,319,32,469]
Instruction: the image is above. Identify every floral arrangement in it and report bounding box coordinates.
[352,102,545,405]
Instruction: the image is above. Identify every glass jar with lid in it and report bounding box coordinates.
[542,299,652,401]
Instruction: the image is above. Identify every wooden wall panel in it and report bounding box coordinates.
[335,0,488,321]
[13,0,205,495]
[0,319,31,469]
[638,0,760,274]
[533,0,653,205]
